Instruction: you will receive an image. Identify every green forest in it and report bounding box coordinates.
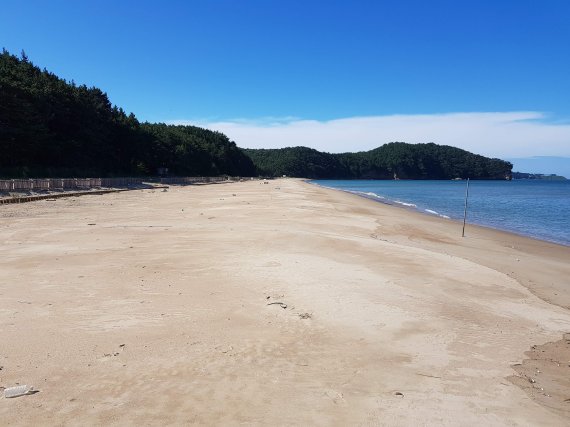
[0,49,255,178]
[1,50,512,180]
[244,144,512,180]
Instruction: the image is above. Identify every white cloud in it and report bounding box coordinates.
[168,112,570,158]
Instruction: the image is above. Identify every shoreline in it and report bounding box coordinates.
[1,178,569,425]
[308,179,570,248]
[304,179,570,310]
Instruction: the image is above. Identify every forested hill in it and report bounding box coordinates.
[0,50,255,178]
[244,143,513,180]
[1,50,512,180]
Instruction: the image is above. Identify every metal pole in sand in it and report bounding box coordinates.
[462,178,470,237]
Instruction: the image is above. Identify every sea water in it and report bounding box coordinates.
[311,180,570,246]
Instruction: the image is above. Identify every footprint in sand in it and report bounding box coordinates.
[261,261,281,267]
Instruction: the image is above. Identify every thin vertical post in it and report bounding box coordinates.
[462,178,470,237]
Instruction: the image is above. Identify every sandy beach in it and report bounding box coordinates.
[1,178,569,426]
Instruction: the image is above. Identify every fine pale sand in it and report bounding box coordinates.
[1,178,569,426]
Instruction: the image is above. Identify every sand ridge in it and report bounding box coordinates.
[1,179,569,425]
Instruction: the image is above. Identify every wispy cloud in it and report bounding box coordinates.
[168,112,570,158]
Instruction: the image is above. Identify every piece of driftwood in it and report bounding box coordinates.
[267,302,287,309]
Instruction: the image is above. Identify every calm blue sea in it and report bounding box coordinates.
[311,180,570,246]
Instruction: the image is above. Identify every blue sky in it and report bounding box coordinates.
[2,0,570,175]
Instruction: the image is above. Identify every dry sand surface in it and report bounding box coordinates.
[1,178,569,426]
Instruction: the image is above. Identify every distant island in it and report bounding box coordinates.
[1,49,511,180]
[512,172,567,181]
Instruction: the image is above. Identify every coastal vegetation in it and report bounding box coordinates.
[244,144,513,180]
[0,49,255,178]
[2,49,511,180]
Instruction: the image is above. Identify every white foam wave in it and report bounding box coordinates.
[425,208,450,219]
[363,191,385,199]
[348,190,386,199]
[394,201,417,207]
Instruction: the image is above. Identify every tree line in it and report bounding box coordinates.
[244,143,512,180]
[1,49,512,180]
[0,49,255,178]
